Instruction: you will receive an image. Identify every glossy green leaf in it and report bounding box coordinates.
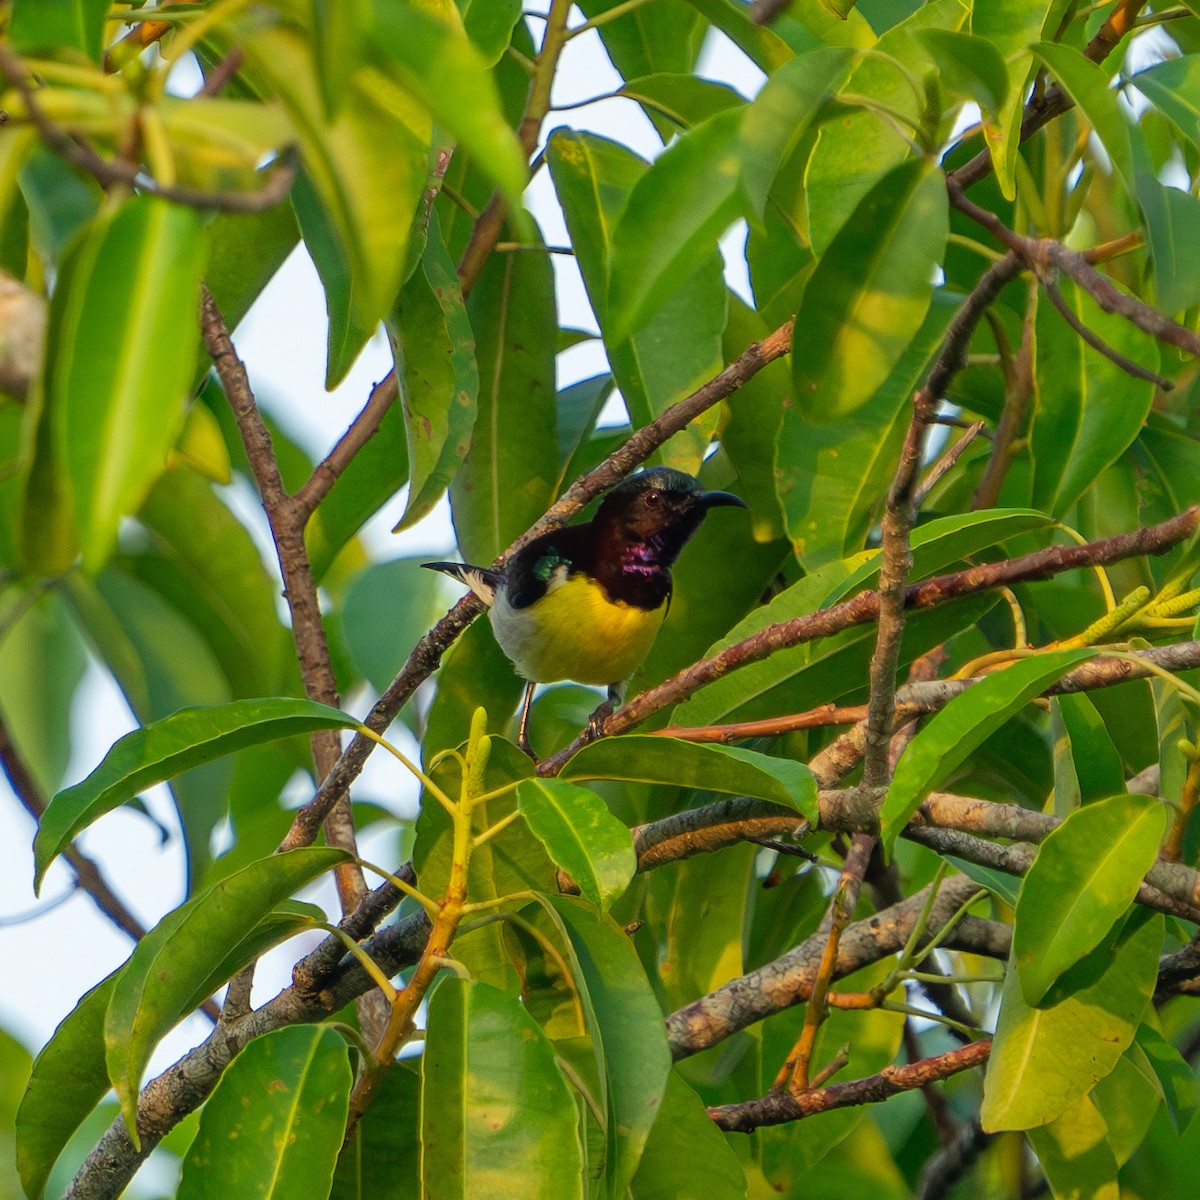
[617,73,745,133]
[972,1,1055,198]
[1014,794,1167,1006]
[178,1025,352,1200]
[1137,176,1200,316]
[554,374,614,486]
[106,848,347,1141]
[421,978,584,1200]
[0,587,86,797]
[577,0,704,89]
[1130,56,1200,151]
[792,157,948,421]
[914,29,1009,119]
[241,21,429,387]
[780,292,956,563]
[881,650,1094,857]
[1032,42,1139,206]
[158,96,294,192]
[516,778,636,912]
[311,0,367,116]
[16,973,116,1200]
[630,1071,746,1199]
[1030,280,1157,517]
[38,196,206,574]
[562,736,817,820]
[449,220,557,565]
[341,557,447,693]
[805,0,966,252]
[368,1,529,210]
[540,896,671,1200]
[1026,1093,1120,1200]
[10,0,109,62]
[1091,1041,1164,1167]
[461,0,526,65]
[679,0,795,74]
[607,108,744,341]
[546,129,725,474]
[135,467,289,699]
[1134,1022,1200,1135]
[35,699,358,890]
[390,211,479,532]
[981,909,1162,1132]
[739,46,854,218]
[1052,692,1124,811]
[331,1062,420,1200]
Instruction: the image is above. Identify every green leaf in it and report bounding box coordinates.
[913,29,1009,120]
[972,1,1057,199]
[39,196,207,574]
[617,73,746,133]
[1026,1093,1120,1200]
[546,129,725,474]
[34,699,358,890]
[679,0,795,74]
[106,848,347,1141]
[881,649,1094,857]
[1029,280,1157,517]
[368,1,529,212]
[177,1025,352,1200]
[462,0,526,66]
[981,909,1162,1132]
[1130,55,1200,152]
[10,0,110,63]
[331,1062,419,1200]
[421,978,585,1200]
[779,292,956,563]
[240,21,429,387]
[1133,1022,1200,1135]
[792,158,948,421]
[1052,692,1124,810]
[561,736,817,820]
[554,374,614,487]
[390,211,479,532]
[16,973,116,1200]
[1090,1040,1164,1167]
[1137,176,1200,316]
[630,1071,746,1199]
[607,108,744,341]
[516,778,636,912]
[449,220,557,564]
[577,0,706,95]
[1031,42,1140,207]
[135,467,289,699]
[539,896,671,1200]
[1014,794,1168,1007]
[739,46,855,218]
[805,0,967,251]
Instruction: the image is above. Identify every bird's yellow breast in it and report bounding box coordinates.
[491,571,666,686]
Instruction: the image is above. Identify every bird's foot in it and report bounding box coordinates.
[516,732,539,763]
[583,698,614,742]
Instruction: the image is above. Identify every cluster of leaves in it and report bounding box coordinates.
[5,0,1200,1198]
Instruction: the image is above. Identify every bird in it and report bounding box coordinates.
[423,467,748,756]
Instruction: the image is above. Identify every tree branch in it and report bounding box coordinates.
[709,1039,992,1133]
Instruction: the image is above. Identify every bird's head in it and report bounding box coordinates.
[595,467,748,568]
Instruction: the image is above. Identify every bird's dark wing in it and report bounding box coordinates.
[422,561,505,607]
[504,527,591,609]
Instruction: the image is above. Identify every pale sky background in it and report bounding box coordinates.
[0,15,764,1195]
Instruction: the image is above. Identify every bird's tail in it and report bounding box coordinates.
[422,561,503,608]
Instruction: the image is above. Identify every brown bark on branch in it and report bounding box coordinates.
[709,1039,992,1133]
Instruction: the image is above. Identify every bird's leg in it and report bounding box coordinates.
[516,680,538,760]
[584,680,626,742]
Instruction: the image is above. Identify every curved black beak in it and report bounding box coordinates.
[698,489,749,511]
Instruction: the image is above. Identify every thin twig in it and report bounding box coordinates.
[710,1039,992,1133]
[1042,276,1174,389]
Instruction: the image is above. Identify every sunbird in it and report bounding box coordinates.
[424,467,748,755]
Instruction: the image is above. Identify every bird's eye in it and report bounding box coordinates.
[644,490,661,506]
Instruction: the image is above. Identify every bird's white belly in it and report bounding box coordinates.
[491,572,665,686]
